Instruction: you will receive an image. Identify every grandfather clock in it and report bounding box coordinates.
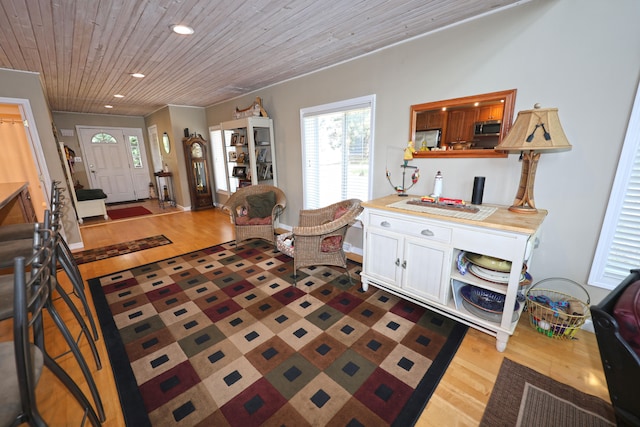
[183,135,214,210]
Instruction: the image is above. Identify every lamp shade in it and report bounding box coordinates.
[496,104,572,152]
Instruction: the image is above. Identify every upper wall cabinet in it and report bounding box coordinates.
[410,89,517,158]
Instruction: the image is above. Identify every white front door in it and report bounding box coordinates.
[77,126,150,203]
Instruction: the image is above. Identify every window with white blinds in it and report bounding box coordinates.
[589,82,640,289]
[300,95,375,209]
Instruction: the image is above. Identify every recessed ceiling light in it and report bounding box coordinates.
[114,94,124,98]
[104,105,113,109]
[171,24,194,35]
[130,73,145,78]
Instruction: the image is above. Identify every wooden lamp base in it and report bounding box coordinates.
[509,151,541,214]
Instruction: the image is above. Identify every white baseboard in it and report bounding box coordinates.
[581,319,594,334]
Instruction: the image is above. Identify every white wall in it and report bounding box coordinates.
[205,0,640,304]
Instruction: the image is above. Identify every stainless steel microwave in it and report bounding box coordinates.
[474,120,501,136]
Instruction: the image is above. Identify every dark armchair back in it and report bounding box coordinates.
[591,269,640,427]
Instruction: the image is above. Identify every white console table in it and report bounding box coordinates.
[360,194,547,352]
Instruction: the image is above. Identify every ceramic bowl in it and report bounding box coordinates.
[468,286,506,311]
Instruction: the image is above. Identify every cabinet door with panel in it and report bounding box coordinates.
[361,210,452,305]
[444,109,478,144]
[416,110,446,131]
[363,226,403,289]
[402,237,451,303]
[477,104,504,121]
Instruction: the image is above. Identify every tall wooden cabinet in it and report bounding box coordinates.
[221,116,277,192]
[443,109,478,145]
[183,136,214,210]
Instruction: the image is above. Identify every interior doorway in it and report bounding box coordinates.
[0,99,51,221]
[76,126,150,203]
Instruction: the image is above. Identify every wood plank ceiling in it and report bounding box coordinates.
[0,0,528,116]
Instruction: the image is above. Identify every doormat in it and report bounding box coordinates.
[480,358,616,426]
[73,235,172,265]
[88,240,468,426]
[107,206,153,220]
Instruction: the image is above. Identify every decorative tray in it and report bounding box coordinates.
[406,199,479,213]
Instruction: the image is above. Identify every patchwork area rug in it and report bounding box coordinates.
[481,358,616,427]
[73,235,172,265]
[107,205,153,220]
[88,240,468,426]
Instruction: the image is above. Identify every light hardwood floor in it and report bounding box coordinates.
[4,207,610,426]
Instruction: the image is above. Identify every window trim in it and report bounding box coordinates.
[299,94,376,211]
[588,81,640,289]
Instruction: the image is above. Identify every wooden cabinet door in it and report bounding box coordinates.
[461,109,479,141]
[426,111,446,129]
[416,111,446,131]
[478,104,504,121]
[416,112,429,131]
[445,110,478,144]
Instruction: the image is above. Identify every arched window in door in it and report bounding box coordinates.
[91,132,117,144]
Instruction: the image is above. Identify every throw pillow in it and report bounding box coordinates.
[247,191,276,218]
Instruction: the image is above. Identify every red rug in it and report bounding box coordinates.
[107,206,153,220]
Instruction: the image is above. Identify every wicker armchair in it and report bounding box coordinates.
[276,199,363,285]
[222,185,286,247]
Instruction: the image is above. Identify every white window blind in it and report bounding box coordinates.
[300,95,375,209]
[589,81,640,289]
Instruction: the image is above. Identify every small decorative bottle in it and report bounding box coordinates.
[432,171,443,198]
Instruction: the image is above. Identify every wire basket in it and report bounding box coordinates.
[525,277,590,339]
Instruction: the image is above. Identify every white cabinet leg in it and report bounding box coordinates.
[496,332,509,352]
[361,278,369,292]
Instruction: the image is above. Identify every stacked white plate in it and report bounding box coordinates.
[464,252,531,285]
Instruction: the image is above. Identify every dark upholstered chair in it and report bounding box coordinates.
[276,199,363,285]
[591,269,640,427]
[222,185,286,247]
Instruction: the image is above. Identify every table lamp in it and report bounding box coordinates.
[495,103,572,213]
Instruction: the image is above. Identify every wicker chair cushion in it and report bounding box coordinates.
[276,233,295,257]
[235,215,272,225]
[76,188,107,201]
[246,191,276,218]
[321,235,342,252]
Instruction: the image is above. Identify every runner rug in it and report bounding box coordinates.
[88,240,468,426]
[73,235,172,265]
[480,358,616,427]
[107,205,153,220]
